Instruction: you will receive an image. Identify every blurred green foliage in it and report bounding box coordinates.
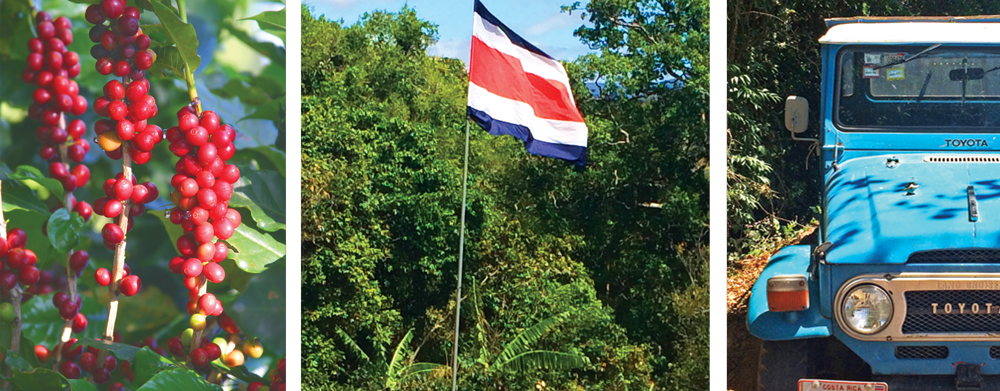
[301,0,708,389]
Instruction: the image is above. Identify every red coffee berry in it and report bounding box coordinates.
[203,262,225,283]
[69,250,90,273]
[59,360,82,379]
[120,275,141,296]
[95,268,112,286]
[72,313,88,333]
[102,223,124,244]
[35,345,50,363]
[190,348,208,367]
[182,258,203,278]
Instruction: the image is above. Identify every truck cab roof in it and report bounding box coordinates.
[821,16,1000,44]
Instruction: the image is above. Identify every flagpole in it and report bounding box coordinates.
[452,118,471,391]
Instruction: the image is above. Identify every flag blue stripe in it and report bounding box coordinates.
[468,106,588,165]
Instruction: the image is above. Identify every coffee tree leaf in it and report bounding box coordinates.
[9,367,68,390]
[47,209,86,254]
[230,169,285,232]
[72,339,141,363]
[224,225,284,273]
[8,165,64,199]
[131,347,181,388]
[137,0,201,72]
[136,368,222,391]
[20,293,106,349]
[67,379,99,391]
[1,164,51,216]
[241,8,285,43]
[153,208,186,256]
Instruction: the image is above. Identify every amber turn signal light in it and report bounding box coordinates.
[767,274,809,312]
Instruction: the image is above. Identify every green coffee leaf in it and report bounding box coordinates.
[224,225,285,273]
[21,293,106,349]
[9,367,68,390]
[242,8,286,43]
[131,347,181,388]
[210,361,268,384]
[153,208,186,256]
[67,379,99,391]
[1,164,51,216]
[137,0,201,73]
[72,339,141,362]
[136,368,222,391]
[8,165,64,199]
[47,209,85,254]
[230,169,285,232]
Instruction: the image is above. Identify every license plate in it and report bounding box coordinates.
[798,379,888,391]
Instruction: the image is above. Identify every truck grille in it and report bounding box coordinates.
[908,248,1000,263]
[902,290,1000,333]
[895,346,949,359]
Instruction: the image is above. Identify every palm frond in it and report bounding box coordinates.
[334,327,370,366]
[385,329,415,389]
[494,311,573,368]
[495,350,590,372]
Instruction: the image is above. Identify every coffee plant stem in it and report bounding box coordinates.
[176,0,203,116]
[53,113,78,365]
[1,182,24,391]
[189,277,208,352]
[102,144,133,343]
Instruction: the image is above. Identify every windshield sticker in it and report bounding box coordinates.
[864,53,882,65]
[884,52,906,65]
[886,68,905,81]
[863,65,880,79]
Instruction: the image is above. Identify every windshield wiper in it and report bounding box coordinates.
[877,43,942,69]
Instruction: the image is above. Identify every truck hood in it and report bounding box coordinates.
[825,154,1000,264]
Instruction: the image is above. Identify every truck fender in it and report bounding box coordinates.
[747,245,832,341]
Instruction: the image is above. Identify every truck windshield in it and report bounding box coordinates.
[836,46,1000,130]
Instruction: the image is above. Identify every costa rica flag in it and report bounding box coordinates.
[467,0,589,164]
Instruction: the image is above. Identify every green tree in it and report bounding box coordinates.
[302,1,708,389]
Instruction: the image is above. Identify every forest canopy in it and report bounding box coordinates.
[301,1,708,389]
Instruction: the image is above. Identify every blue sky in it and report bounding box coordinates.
[305,0,596,62]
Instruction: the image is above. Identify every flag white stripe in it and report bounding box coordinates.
[472,13,572,91]
[468,82,588,146]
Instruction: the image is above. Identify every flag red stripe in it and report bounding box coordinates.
[469,36,584,123]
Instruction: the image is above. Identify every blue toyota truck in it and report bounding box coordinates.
[748,16,1000,391]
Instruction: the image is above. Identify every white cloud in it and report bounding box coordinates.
[428,38,471,63]
[311,0,394,10]
[524,12,579,36]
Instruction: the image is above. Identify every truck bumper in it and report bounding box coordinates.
[748,245,833,340]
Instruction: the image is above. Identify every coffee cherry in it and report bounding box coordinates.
[203,341,222,361]
[79,351,99,372]
[95,268,112,286]
[190,348,208,367]
[102,223,124,244]
[62,338,82,360]
[72,313,88,333]
[69,250,89,273]
[93,368,112,384]
[0,271,18,290]
[59,360,82,379]
[35,345,51,363]
[120,275,141,296]
[223,349,245,368]
[198,293,223,316]
[242,339,264,359]
[18,265,40,285]
[59,300,79,320]
[203,262,225,283]
[190,313,206,331]
[53,292,71,308]
[182,258,203,278]
[167,336,185,357]
[0,303,14,322]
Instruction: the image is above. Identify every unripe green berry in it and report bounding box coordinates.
[181,328,194,347]
[0,303,14,322]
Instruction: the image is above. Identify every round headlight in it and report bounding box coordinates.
[842,284,893,335]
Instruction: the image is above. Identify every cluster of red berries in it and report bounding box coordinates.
[86,1,154,80]
[0,229,41,290]
[247,358,286,391]
[93,173,158,249]
[36,337,121,384]
[85,1,163,164]
[21,12,91,193]
[164,106,242,319]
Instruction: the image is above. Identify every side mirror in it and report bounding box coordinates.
[785,96,809,134]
